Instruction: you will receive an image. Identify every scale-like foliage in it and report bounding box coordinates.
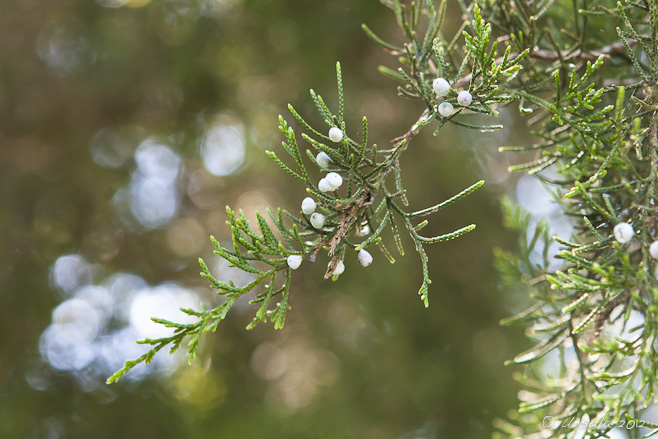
[108,60,483,384]
[110,2,658,438]
[358,0,658,436]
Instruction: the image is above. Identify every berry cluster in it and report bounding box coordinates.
[286,126,375,277]
[432,77,473,118]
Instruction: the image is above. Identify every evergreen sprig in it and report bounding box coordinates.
[479,0,657,437]
[110,3,658,437]
[109,60,483,383]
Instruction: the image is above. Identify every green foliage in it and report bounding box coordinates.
[108,59,483,384]
[110,1,658,437]
[365,0,658,437]
[483,0,658,437]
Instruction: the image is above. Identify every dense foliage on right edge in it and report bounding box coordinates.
[485,0,658,437]
[360,0,655,434]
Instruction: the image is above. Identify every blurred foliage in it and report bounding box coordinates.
[0,0,524,438]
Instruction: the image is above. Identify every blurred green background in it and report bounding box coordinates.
[0,0,529,438]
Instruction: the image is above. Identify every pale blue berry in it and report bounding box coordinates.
[325,172,343,189]
[613,222,634,244]
[329,260,345,275]
[439,102,453,117]
[310,212,325,229]
[649,241,658,259]
[301,197,316,215]
[329,127,343,143]
[318,178,334,193]
[432,78,450,96]
[316,152,332,168]
[287,255,302,269]
[358,249,373,267]
[457,90,472,106]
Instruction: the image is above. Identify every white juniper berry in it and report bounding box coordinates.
[316,151,332,168]
[358,249,373,267]
[301,197,316,215]
[330,260,345,275]
[438,102,453,117]
[325,172,343,190]
[318,178,334,193]
[287,255,302,270]
[310,212,325,229]
[649,241,658,259]
[613,222,634,244]
[457,90,472,106]
[328,126,343,143]
[432,77,450,96]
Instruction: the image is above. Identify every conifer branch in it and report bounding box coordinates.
[110,6,658,437]
[110,49,484,382]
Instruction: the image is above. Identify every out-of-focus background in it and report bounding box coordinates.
[0,0,552,438]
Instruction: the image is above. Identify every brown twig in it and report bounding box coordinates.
[391,108,431,144]
[325,189,375,278]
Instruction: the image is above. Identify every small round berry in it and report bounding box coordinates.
[432,77,450,96]
[358,249,373,267]
[301,197,316,215]
[613,222,634,244]
[439,102,454,117]
[287,255,302,270]
[329,127,343,143]
[325,172,343,190]
[310,212,325,229]
[318,178,334,193]
[316,152,332,168]
[329,260,345,275]
[357,224,370,237]
[457,90,473,106]
[650,241,658,259]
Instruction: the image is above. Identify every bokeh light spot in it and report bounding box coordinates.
[89,127,142,169]
[112,137,182,230]
[201,115,245,177]
[168,365,226,409]
[41,269,202,387]
[516,174,558,217]
[50,254,94,296]
[134,138,181,183]
[187,169,224,209]
[250,342,288,381]
[129,177,179,229]
[129,283,198,339]
[166,217,206,257]
[36,23,94,76]
[52,297,104,342]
